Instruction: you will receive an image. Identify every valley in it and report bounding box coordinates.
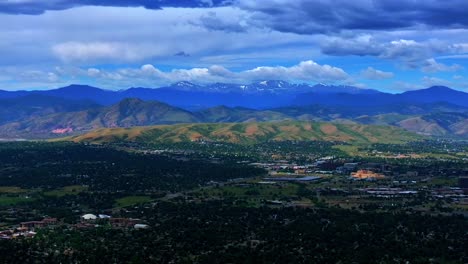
[0,139,466,263]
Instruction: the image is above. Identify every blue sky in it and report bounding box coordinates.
[0,0,467,92]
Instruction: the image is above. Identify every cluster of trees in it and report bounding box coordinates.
[0,201,466,263]
[0,141,265,223]
[112,140,347,162]
[0,142,265,192]
[360,140,468,154]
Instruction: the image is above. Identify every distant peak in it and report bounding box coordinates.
[255,80,290,86]
[118,97,144,104]
[61,84,97,89]
[172,81,197,87]
[426,85,452,91]
[404,86,458,94]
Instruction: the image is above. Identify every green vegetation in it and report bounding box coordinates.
[0,186,27,193]
[0,195,34,206]
[115,196,152,208]
[67,120,422,144]
[0,140,466,263]
[43,185,88,197]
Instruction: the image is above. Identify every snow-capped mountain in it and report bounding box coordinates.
[167,80,380,95]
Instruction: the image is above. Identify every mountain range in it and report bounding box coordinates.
[0,81,467,139]
[2,81,467,109]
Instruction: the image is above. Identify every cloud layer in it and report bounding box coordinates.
[0,1,467,91]
[0,60,352,90]
[89,60,349,87]
[0,0,226,14]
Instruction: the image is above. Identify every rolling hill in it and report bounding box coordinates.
[0,98,198,138]
[195,106,289,123]
[0,82,466,139]
[0,95,100,125]
[66,121,422,144]
[395,112,468,137]
[0,98,466,139]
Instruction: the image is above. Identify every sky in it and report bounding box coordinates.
[0,0,467,92]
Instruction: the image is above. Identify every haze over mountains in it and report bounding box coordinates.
[4,81,467,109]
[0,81,467,139]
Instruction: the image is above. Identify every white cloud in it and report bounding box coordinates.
[87,68,101,77]
[422,76,454,87]
[452,43,468,53]
[47,72,59,82]
[360,67,394,80]
[421,58,462,73]
[0,6,316,66]
[243,61,348,82]
[321,34,383,56]
[18,70,59,83]
[114,60,349,86]
[321,35,466,69]
[52,42,158,62]
[14,60,348,89]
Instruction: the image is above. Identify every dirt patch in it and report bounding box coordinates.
[303,123,312,131]
[189,132,204,141]
[245,124,259,136]
[320,124,337,134]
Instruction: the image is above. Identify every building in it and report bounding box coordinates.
[110,218,139,228]
[351,170,385,180]
[81,214,97,220]
[19,218,57,231]
[20,221,45,230]
[336,163,359,174]
[98,214,111,219]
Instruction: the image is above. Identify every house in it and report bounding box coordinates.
[110,218,139,228]
[351,170,385,180]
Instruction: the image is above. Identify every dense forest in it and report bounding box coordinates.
[0,201,467,263]
[0,142,264,192]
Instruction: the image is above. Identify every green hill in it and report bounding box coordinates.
[195,106,289,123]
[66,121,422,144]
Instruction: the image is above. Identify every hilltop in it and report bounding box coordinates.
[0,98,198,138]
[66,121,422,144]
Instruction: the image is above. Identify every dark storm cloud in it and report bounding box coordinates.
[196,11,248,33]
[3,0,467,35]
[320,35,456,68]
[0,0,228,15]
[237,0,468,34]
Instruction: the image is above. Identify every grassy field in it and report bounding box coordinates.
[0,186,28,194]
[0,196,34,206]
[43,185,88,197]
[115,196,153,208]
[195,183,301,207]
[424,177,458,187]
